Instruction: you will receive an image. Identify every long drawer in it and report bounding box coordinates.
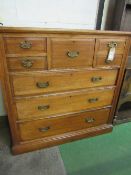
[15,87,115,120]
[19,108,110,141]
[11,69,118,96]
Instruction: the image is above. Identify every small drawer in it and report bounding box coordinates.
[4,37,47,54]
[94,38,126,67]
[50,38,95,69]
[7,57,48,71]
[16,88,115,120]
[19,108,110,141]
[11,69,117,96]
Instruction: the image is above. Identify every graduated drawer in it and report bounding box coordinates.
[50,38,95,69]
[94,38,126,67]
[11,69,118,96]
[18,108,110,141]
[15,87,115,120]
[7,56,48,71]
[4,37,47,54]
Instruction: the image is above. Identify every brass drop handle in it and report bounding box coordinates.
[20,40,32,49]
[21,59,33,68]
[91,76,102,82]
[85,117,95,123]
[67,51,79,58]
[36,82,49,88]
[88,98,98,103]
[39,126,50,132]
[38,105,50,111]
[106,41,117,64]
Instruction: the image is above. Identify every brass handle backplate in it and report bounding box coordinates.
[107,41,117,48]
[39,126,50,132]
[38,105,50,111]
[20,40,32,49]
[88,98,98,103]
[67,51,79,58]
[85,117,95,123]
[91,76,102,82]
[36,82,49,88]
[21,58,33,68]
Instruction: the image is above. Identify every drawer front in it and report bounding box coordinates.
[19,108,110,141]
[7,57,48,71]
[50,38,95,68]
[95,38,126,67]
[11,69,117,96]
[4,37,47,54]
[16,88,115,120]
[95,55,123,67]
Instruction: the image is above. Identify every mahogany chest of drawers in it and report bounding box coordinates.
[0,27,131,154]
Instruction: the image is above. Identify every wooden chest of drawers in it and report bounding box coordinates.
[0,27,131,154]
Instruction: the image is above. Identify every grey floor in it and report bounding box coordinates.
[0,127,67,175]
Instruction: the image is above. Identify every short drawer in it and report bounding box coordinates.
[16,88,115,120]
[50,38,95,69]
[4,37,47,54]
[19,108,110,141]
[94,38,126,67]
[11,69,117,96]
[7,57,48,71]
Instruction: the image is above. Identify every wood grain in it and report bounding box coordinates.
[4,37,47,54]
[7,56,48,71]
[95,55,123,67]
[10,69,117,96]
[0,26,131,36]
[95,38,126,55]
[19,108,110,141]
[15,87,115,120]
[50,38,95,68]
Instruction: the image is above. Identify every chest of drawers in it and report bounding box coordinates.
[0,27,131,154]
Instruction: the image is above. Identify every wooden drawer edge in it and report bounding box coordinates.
[14,86,116,101]
[12,124,113,155]
[9,67,118,75]
[6,53,47,57]
[16,106,112,123]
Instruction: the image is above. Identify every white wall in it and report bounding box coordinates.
[0,0,99,117]
[0,0,99,29]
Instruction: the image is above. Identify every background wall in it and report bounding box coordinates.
[0,0,100,118]
[0,0,99,28]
